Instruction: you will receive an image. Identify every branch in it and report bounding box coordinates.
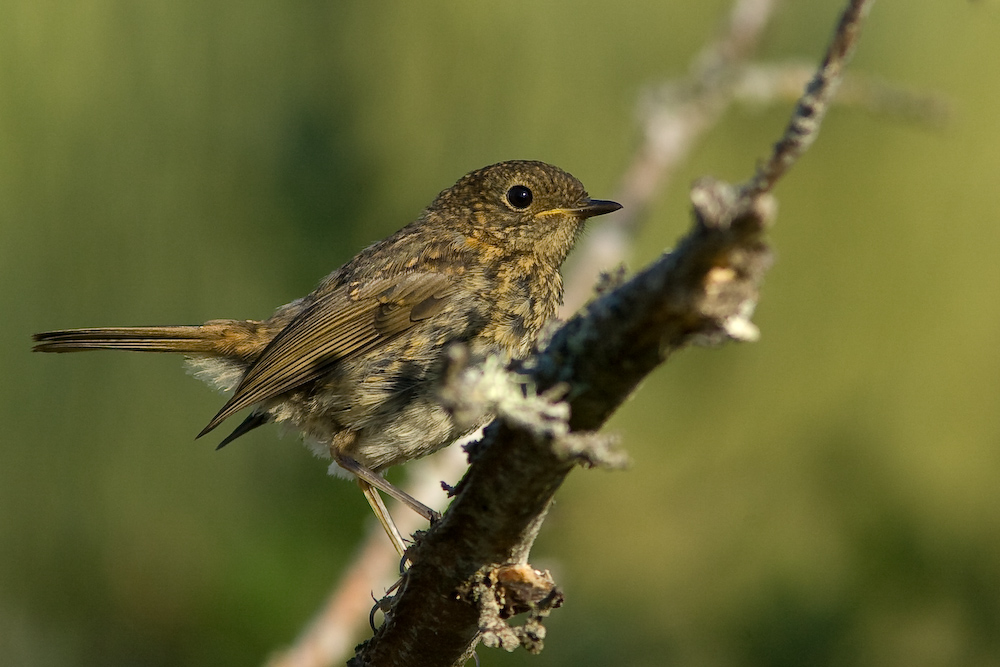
[352,1,874,664]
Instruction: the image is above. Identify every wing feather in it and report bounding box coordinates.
[198,272,456,437]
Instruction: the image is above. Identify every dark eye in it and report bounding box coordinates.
[506,185,533,209]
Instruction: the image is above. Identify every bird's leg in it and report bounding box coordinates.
[357,479,408,558]
[336,454,442,523]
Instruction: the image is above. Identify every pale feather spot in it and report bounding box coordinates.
[184,357,244,393]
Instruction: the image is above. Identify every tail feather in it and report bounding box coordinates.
[34,321,276,447]
[32,326,217,353]
[32,321,268,358]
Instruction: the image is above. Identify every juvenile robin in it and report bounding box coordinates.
[33,160,621,555]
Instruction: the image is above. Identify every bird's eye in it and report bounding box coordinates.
[506,185,533,210]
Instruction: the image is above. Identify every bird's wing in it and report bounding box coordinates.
[198,271,457,437]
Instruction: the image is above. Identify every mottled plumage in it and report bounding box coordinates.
[33,160,621,553]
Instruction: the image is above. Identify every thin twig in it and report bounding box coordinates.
[264,446,464,667]
[733,63,948,128]
[742,0,875,198]
[563,0,780,313]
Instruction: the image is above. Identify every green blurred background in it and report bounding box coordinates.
[3,1,1000,665]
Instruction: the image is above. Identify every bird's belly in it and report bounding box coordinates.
[273,372,464,472]
[347,397,461,471]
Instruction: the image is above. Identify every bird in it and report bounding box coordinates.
[32,160,621,555]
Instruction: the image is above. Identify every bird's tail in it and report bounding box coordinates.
[32,320,266,358]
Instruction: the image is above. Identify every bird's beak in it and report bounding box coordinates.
[570,198,622,218]
[536,198,622,220]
